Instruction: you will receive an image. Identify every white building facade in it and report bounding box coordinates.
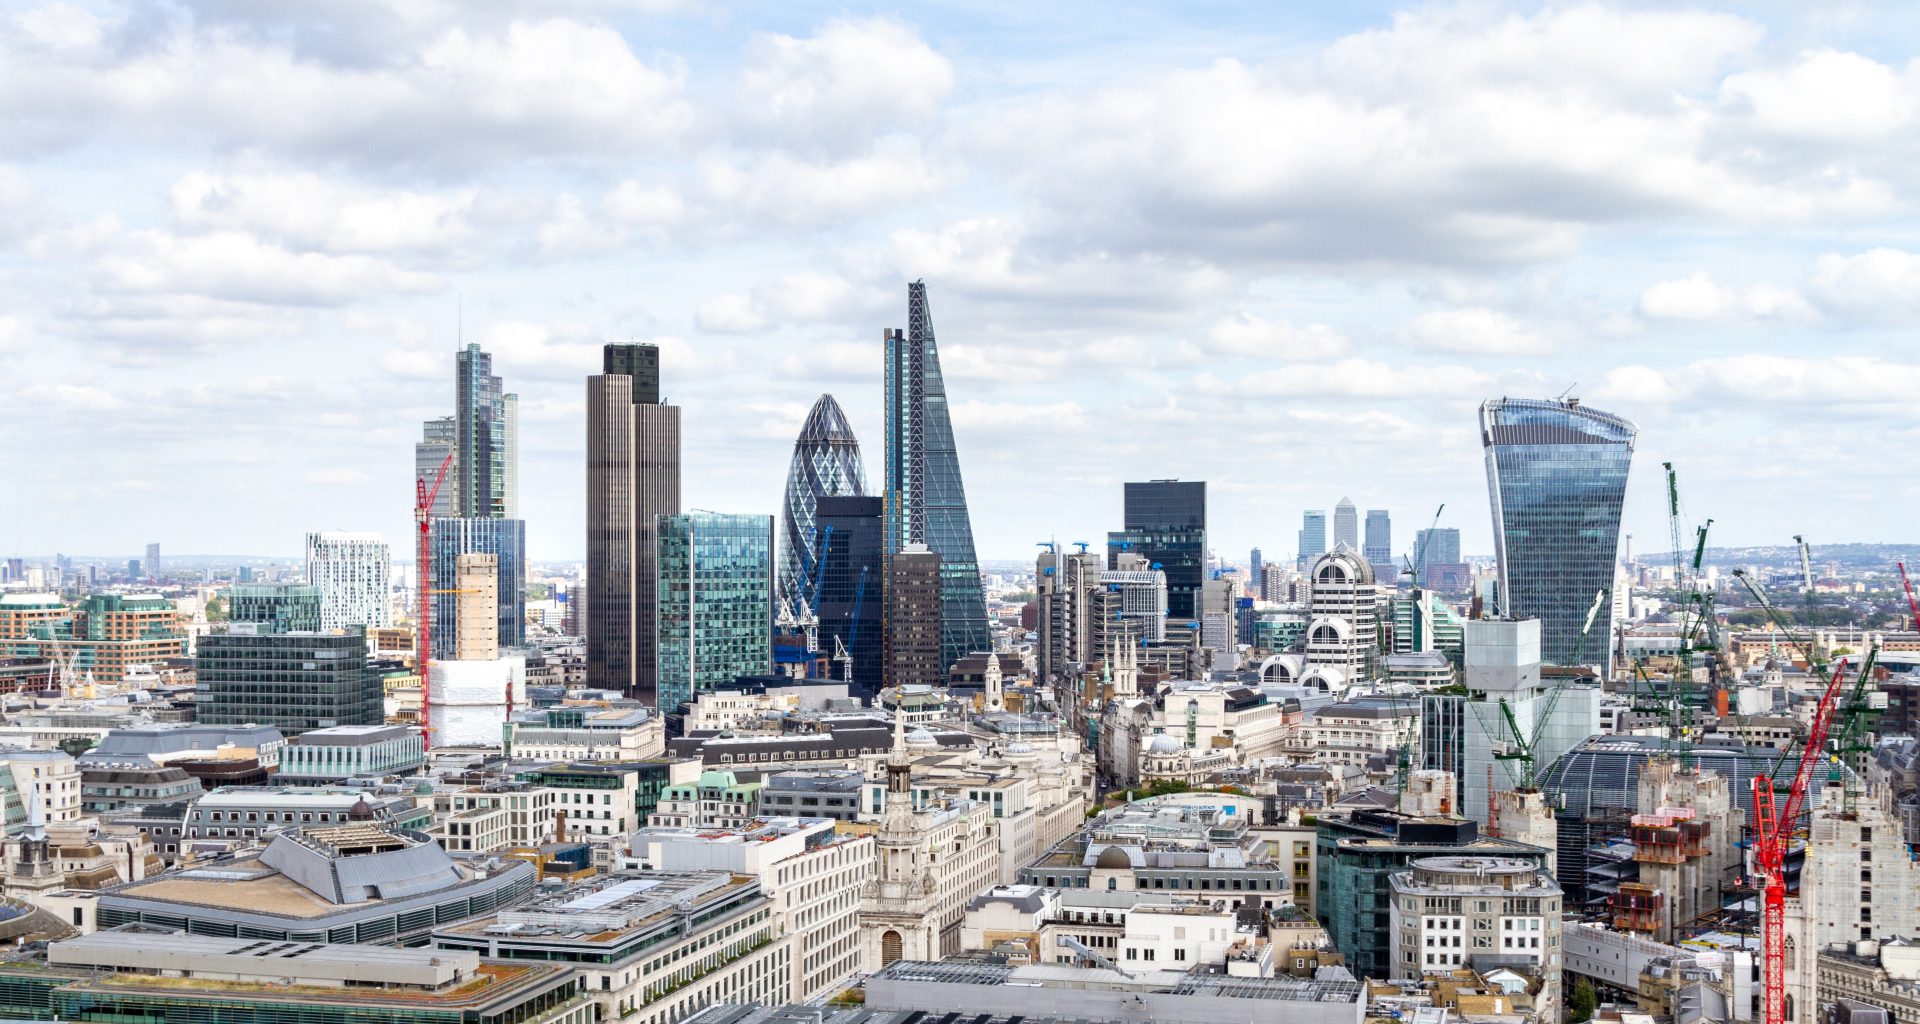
[304,531,393,630]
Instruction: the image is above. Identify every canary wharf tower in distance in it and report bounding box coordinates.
[884,282,990,672]
[1481,396,1637,675]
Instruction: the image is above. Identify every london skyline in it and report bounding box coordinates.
[6,2,1920,562]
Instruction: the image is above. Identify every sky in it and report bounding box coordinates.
[4,1,1920,566]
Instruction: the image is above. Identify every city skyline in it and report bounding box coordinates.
[6,3,1920,564]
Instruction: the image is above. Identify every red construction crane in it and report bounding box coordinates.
[1749,652,1874,1024]
[416,453,454,747]
[1898,562,1920,632]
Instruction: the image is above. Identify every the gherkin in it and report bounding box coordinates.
[778,394,868,621]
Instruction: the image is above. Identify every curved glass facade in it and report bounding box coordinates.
[777,394,868,621]
[1481,398,1636,674]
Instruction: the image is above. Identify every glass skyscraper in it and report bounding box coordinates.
[655,513,773,711]
[455,343,517,519]
[1299,510,1327,566]
[815,496,884,699]
[1481,397,1637,673]
[1364,509,1391,565]
[1108,479,1205,622]
[428,518,525,658]
[778,394,868,622]
[883,281,990,671]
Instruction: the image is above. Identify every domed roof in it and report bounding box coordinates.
[1311,544,1375,585]
[1146,733,1182,755]
[1007,741,1034,754]
[347,797,377,821]
[906,727,937,748]
[1094,846,1134,870]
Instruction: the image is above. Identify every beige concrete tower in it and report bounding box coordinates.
[453,553,498,661]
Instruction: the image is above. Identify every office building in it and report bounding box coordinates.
[0,931,589,1024]
[0,593,185,685]
[1421,619,1598,833]
[196,623,382,736]
[435,870,788,1024]
[1316,809,1551,979]
[885,544,943,689]
[1249,547,1263,583]
[416,414,458,516]
[1106,479,1204,622]
[588,342,682,703]
[1415,527,1462,575]
[883,281,990,670]
[99,821,534,942]
[1299,510,1327,567]
[1036,548,1103,685]
[1101,553,1168,646]
[277,724,426,783]
[143,543,160,579]
[1303,547,1379,692]
[455,342,518,519]
[1388,856,1563,1018]
[453,551,499,660]
[429,518,524,656]
[303,531,391,630]
[655,513,774,711]
[229,583,322,633]
[778,394,869,622]
[1364,508,1391,565]
[1481,397,1637,672]
[815,496,883,698]
[1332,497,1357,550]
[630,818,874,1004]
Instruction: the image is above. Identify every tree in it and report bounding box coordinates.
[1569,977,1597,1023]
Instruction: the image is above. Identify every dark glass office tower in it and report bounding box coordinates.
[1481,397,1637,674]
[587,343,681,703]
[1107,479,1205,621]
[883,282,990,671]
[778,395,869,622]
[196,624,380,736]
[603,344,660,404]
[815,496,883,699]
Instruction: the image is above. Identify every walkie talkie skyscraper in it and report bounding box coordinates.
[884,282,990,671]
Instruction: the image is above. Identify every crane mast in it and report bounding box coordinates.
[416,453,454,747]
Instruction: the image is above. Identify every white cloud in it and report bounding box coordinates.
[306,467,371,484]
[695,293,771,335]
[169,171,501,256]
[1403,308,1552,355]
[972,6,1901,272]
[1206,314,1348,360]
[1596,353,1920,409]
[1217,358,1492,399]
[0,315,22,353]
[1808,248,1920,323]
[94,230,441,306]
[1719,49,1917,143]
[736,18,953,154]
[1637,272,1814,323]
[0,13,691,168]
